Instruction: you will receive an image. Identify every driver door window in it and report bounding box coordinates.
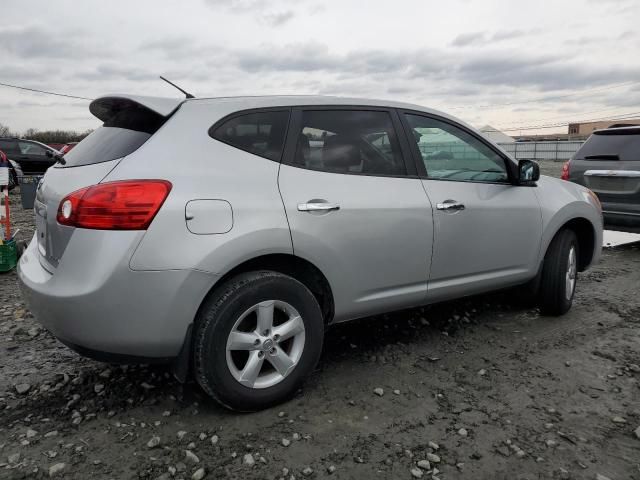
[404,114,508,183]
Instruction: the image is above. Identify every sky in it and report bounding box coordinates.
[1,0,639,135]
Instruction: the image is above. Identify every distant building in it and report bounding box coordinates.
[568,118,640,137]
[513,133,574,142]
[479,125,515,144]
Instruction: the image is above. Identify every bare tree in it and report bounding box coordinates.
[0,122,13,137]
[0,123,92,143]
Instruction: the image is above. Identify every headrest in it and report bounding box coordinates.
[322,135,360,169]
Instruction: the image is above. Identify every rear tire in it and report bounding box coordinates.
[193,271,324,411]
[538,229,579,316]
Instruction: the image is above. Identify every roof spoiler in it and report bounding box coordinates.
[90,94,186,123]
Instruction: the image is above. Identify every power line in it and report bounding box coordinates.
[498,113,640,132]
[0,82,92,101]
[499,106,634,126]
[485,111,640,132]
[448,80,640,111]
[2,78,638,133]
[489,111,640,133]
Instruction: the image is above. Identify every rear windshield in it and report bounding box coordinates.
[574,130,640,162]
[59,102,166,168]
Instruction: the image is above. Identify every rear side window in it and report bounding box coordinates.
[0,140,19,155]
[61,102,166,168]
[19,141,47,156]
[291,110,406,176]
[210,110,290,162]
[575,130,640,162]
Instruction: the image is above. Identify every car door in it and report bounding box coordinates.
[278,107,434,322]
[19,141,54,174]
[400,112,543,302]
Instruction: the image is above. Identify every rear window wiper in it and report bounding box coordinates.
[45,149,66,165]
[584,154,619,161]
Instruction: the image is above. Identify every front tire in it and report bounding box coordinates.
[538,229,579,316]
[193,271,324,411]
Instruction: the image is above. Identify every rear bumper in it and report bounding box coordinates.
[602,209,640,233]
[18,232,218,359]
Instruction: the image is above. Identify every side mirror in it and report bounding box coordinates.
[517,159,540,185]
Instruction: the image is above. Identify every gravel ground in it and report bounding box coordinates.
[1,163,639,480]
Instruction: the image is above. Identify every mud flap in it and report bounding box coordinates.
[171,323,193,383]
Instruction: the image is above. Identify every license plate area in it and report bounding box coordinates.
[585,170,640,195]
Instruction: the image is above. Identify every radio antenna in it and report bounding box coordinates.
[159,76,195,99]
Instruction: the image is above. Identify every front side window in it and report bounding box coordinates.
[211,110,289,162]
[293,110,406,176]
[405,114,508,183]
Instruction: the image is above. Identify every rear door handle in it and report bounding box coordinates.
[436,200,465,211]
[297,202,340,212]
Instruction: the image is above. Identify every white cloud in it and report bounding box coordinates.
[0,0,639,133]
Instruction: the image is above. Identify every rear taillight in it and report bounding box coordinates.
[57,180,172,230]
[560,161,571,181]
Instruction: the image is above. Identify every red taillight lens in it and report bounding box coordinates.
[560,161,571,181]
[57,180,172,230]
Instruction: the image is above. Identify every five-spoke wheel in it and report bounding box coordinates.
[226,300,306,389]
[193,271,324,411]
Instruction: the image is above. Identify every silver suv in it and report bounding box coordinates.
[19,95,603,410]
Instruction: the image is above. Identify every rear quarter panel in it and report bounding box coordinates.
[101,101,293,274]
[534,175,603,268]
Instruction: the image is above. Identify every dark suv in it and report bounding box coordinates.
[564,126,640,232]
[0,138,59,175]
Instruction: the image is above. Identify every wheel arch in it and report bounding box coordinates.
[552,217,597,272]
[197,253,335,326]
[173,253,335,383]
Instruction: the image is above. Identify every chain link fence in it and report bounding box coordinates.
[497,141,584,161]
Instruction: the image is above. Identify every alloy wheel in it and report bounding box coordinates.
[225,300,306,389]
[565,246,577,301]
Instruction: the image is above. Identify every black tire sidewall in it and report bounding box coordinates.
[558,232,579,307]
[194,272,324,411]
[540,229,579,315]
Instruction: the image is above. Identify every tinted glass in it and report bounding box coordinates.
[0,140,19,154]
[212,111,289,162]
[61,127,152,167]
[60,101,167,168]
[574,131,640,162]
[293,110,405,176]
[19,142,47,156]
[405,114,508,183]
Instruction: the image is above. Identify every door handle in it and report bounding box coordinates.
[297,202,340,212]
[436,200,465,211]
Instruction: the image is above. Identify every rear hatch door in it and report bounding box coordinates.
[35,94,184,272]
[569,127,640,213]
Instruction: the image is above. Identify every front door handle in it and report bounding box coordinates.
[297,202,340,212]
[436,200,465,211]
